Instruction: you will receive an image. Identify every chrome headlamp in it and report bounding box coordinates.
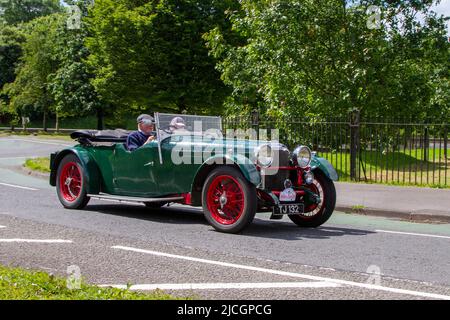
[293,145,312,168]
[254,144,273,168]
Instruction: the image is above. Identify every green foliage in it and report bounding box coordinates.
[48,2,102,119]
[0,0,62,25]
[0,25,25,88]
[3,14,63,120]
[85,0,239,116]
[0,25,26,125]
[0,0,63,126]
[0,264,177,300]
[3,2,103,127]
[0,0,448,130]
[205,0,450,121]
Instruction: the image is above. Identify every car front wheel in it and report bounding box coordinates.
[56,154,90,209]
[288,170,336,228]
[202,166,257,234]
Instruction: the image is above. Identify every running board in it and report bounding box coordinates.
[87,193,184,204]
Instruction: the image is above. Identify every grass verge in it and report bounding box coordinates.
[320,150,449,189]
[0,131,73,141]
[0,265,177,300]
[24,158,51,174]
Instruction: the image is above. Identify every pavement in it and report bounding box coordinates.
[1,135,450,300]
[336,183,450,224]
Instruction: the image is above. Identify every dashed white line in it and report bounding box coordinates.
[0,182,38,191]
[0,157,33,160]
[0,225,6,229]
[0,239,72,243]
[1,138,71,147]
[112,245,450,300]
[100,281,341,291]
[376,230,450,240]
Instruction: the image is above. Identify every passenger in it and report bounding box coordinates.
[126,114,156,151]
[169,117,187,133]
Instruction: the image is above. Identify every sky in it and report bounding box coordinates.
[432,0,450,33]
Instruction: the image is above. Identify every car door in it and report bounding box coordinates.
[112,142,159,197]
[154,135,204,196]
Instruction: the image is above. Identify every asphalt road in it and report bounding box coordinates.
[1,136,450,300]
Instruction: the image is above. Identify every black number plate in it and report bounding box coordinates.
[273,203,305,216]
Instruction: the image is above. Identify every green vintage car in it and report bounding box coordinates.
[50,113,338,233]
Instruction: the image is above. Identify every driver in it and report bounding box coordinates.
[126,114,156,151]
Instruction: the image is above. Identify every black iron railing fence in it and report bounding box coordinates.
[223,111,449,188]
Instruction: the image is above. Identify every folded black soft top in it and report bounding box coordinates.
[71,129,131,142]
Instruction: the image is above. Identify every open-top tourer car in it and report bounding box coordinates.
[50,113,338,233]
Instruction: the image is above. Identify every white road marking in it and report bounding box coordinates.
[112,246,450,300]
[100,281,341,291]
[1,138,71,147]
[376,230,450,240]
[0,239,72,243]
[0,157,35,160]
[0,182,38,191]
[0,225,6,229]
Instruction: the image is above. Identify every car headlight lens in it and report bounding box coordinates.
[255,144,273,168]
[293,146,312,168]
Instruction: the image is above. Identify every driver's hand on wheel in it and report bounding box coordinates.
[145,136,156,144]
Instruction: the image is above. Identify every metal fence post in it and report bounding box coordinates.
[444,125,448,160]
[252,109,260,141]
[350,110,360,181]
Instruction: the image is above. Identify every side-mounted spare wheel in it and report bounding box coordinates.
[202,166,257,234]
[56,154,90,209]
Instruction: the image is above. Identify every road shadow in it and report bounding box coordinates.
[242,218,376,241]
[84,202,376,240]
[84,203,209,226]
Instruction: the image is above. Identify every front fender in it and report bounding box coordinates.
[50,146,101,194]
[200,154,261,186]
[310,156,339,181]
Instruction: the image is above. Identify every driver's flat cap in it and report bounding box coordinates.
[137,114,154,124]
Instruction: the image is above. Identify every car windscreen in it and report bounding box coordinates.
[156,113,223,139]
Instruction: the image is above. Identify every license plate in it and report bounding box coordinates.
[273,204,305,216]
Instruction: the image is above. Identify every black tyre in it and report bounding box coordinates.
[56,154,90,209]
[202,166,257,234]
[289,170,336,228]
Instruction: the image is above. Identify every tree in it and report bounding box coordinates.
[205,0,449,121]
[0,0,62,25]
[85,0,239,119]
[48,0,104,129]
[0,0,62,127]
[0,25,25,126]
[3,14,63,130]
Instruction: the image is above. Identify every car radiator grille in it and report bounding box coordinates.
[261,149,296,191]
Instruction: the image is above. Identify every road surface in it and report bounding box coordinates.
[0,136,449,300]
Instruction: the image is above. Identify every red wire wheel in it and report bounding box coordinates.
[202,167,257,233]
[206,175,245,225]
[59,162,82,202]
[56,154,90,209]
